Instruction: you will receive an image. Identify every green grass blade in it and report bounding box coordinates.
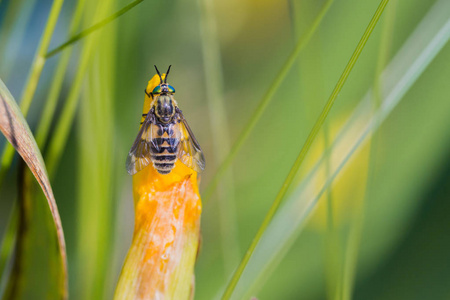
[0,0,64,184]
[45,0,145,58]
[323,123,344,300]
[35,0,87,149]
[202,0,334,204]
[75,1,116,297]
[220,0,390,298]
[230,1,450,297]
[0,78,67,299]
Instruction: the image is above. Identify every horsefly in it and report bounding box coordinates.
[115,67,204,300]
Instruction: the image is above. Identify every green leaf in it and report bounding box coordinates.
[0,79,67,299]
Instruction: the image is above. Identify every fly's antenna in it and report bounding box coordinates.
[154,65,163,83]
[164,65,172,83]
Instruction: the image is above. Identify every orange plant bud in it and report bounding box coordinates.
[115,74,202,300]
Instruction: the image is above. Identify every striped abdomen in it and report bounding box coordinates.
[150,124,179,174]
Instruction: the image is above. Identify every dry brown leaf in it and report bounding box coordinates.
[0,78,67,299]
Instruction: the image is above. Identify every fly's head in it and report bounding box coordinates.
[152,65,177,123]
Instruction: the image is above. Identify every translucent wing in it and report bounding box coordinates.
[176,112,206,173]
[126,112,159,175]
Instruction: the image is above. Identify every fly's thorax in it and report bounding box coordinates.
[153,94,177,123]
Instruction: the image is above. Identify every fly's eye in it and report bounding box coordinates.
[168,85,175,93]
[152,86,162,94]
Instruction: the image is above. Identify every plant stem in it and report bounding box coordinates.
[45,0,145,58]
[220,0,390,298]
[202,0,335,204]
[323,122,344,300]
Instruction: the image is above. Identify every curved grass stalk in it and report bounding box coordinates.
[45,0,146,58]
[220,1,390,298]
[202,0,335,204]
[229,1,450,298]
[0,0,64,183]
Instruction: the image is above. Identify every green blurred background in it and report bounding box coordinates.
[0,0,450,299]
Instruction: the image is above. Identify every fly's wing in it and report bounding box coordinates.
[126,113,159,175]
[176,112,206,173]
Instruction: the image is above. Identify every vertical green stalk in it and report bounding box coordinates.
[341,1,397,299]
[96,13,117,299]
[197,0,241,275]
[0,0,65,182]
[75,0,115,299]
[202,0,335,204]
[288,0,323,127]
[35,0,87,149]
[323,122,344,300]
[221,1,390,298]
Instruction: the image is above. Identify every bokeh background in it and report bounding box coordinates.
[0,0,450,299]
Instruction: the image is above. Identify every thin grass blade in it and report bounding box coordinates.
[75,0,116,297]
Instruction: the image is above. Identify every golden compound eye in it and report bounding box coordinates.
[167,85,175,93]
[152,85,162,94]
